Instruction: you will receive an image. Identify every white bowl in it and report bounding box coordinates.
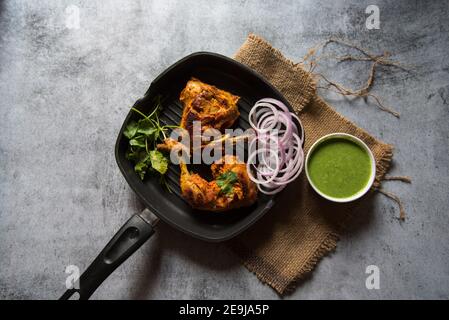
[305,133,376,203]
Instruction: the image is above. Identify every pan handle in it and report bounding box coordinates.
[59,211,157,300]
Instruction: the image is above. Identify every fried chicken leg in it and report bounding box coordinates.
[180,155,257,211]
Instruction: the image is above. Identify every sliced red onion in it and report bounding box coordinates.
[247,147,281,185]
[247,98,305,195]
[248,102,279,133]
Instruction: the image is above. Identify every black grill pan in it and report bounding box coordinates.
[60,52,304,299]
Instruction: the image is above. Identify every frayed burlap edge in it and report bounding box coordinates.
[234,34,317,113]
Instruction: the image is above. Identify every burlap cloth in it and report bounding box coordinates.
[227,34,394,295]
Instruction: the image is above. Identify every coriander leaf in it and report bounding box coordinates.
[216,171,238,195]
[129,135,146,148]
[124,121,138,139]
[124,96,172,183]
[126,149,148,162]
[137,118,157,137]
[134,158,149,180]
[149,150,168,175]
[126,149,140,161]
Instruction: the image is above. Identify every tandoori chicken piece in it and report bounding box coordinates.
[180,155,257,212]
[179,78,240,133]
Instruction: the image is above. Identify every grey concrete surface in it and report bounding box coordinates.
[1,0,448,299]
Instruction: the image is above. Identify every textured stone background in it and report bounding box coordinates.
[1,0,448,299]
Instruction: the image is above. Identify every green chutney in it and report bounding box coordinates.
[307,138,372,199]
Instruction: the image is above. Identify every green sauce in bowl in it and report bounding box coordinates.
[306,135,374,201]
